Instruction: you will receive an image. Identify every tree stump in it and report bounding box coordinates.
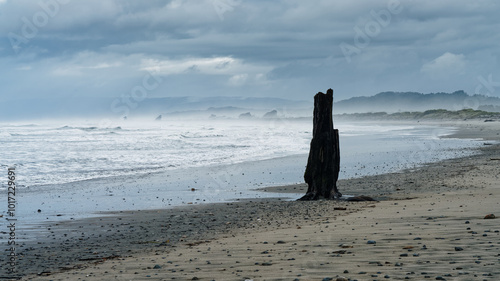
[299,89,341,200]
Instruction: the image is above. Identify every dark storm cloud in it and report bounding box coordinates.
[1,0,499,101]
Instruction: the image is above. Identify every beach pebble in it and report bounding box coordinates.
[367,240,377,244]
[455,247,464,251]
[153,265,161,269]
[435,277,446,280]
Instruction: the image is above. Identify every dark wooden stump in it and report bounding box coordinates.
[299,89,341,200]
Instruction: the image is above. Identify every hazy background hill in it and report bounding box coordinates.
[0,96,311,121]
[3,90,500,121]
[334,90,500,114]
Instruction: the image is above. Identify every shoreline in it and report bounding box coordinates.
[8,120,482,229]
[4,120,499,280]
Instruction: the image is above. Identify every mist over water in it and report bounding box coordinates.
[0,118,486,229]
[1,119,310,189]
[1,118,482,191]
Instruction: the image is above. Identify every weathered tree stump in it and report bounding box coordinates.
[299,89,341,200]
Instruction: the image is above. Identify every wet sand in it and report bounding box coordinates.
[6,120,500,280]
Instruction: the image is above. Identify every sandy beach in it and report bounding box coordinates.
[9,120,500,280]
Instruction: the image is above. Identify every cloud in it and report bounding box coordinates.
[228,74,248,86]
[16,65,32,71]
[48,52,127,77]
[140,56,272,78]
[141,57,237,75]
[0,0,499,102]
[420,52,466,79]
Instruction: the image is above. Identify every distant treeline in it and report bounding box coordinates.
[335,108,500,121]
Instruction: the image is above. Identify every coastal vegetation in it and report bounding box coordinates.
[335,91,500,114]
[335,108,500,121]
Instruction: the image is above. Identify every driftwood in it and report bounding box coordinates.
[299,89,341,200]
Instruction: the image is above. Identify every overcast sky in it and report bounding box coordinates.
[1,0,500,102]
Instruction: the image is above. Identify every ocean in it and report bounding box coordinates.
[0,119,481,189]
[0,118,484,228]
